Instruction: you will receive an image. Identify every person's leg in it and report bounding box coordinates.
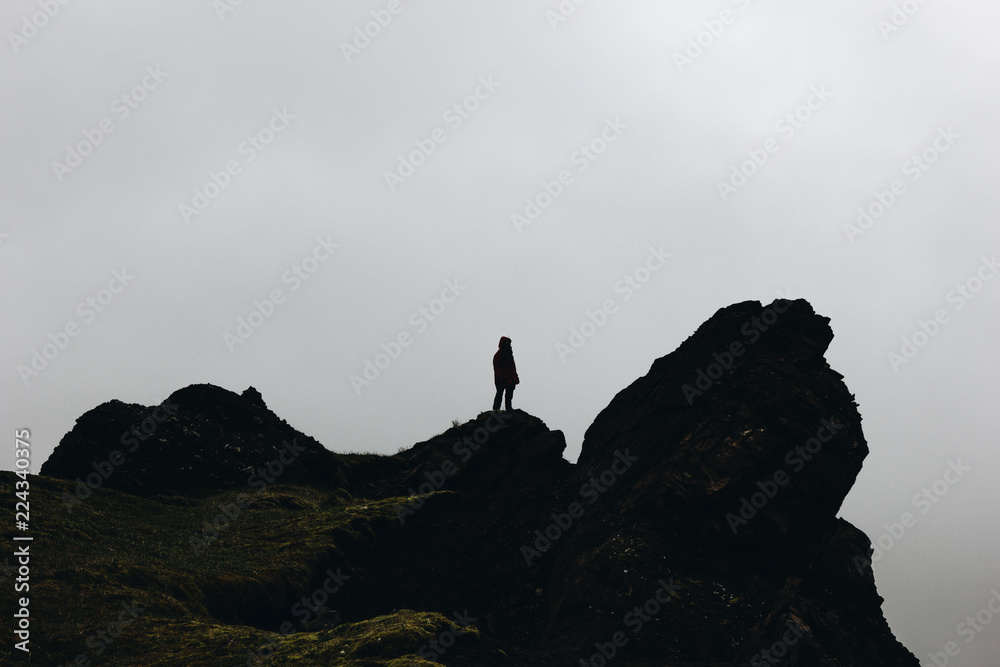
[504,384,514,411]
[493,386,503,411]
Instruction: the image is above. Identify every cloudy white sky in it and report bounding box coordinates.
[3,0,999,662]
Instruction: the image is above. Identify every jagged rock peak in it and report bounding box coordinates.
[534,298,907,664]
[575,298,866,537]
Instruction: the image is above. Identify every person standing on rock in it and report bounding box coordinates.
[493,336,519,411]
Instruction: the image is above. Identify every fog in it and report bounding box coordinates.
[3,1,999,663]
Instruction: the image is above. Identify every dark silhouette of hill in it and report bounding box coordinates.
[22,298,918,666]
[41,383,348,495]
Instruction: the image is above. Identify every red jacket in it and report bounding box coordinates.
[493,337,519,388]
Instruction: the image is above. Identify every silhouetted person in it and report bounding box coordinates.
[493,336,519,411]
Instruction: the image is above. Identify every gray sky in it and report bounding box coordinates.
[3,1,999,662]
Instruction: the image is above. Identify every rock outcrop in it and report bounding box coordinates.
[541,298,908,664]
[35,298,918,665]
[40,383,348,495]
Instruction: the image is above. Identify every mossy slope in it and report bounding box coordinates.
[0,472,477,666]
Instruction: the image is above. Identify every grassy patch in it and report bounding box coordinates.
[258,609,477,666]
[0,472,454,666]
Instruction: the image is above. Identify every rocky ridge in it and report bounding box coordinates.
[34,298,918,665]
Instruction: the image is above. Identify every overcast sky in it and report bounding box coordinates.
[3,0,999,663]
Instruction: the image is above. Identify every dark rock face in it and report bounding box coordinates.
[38,299,918,665]
[575,297,863,533]
[396,410,572,495]
[40,384,347,495]
[537,299,915,664]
